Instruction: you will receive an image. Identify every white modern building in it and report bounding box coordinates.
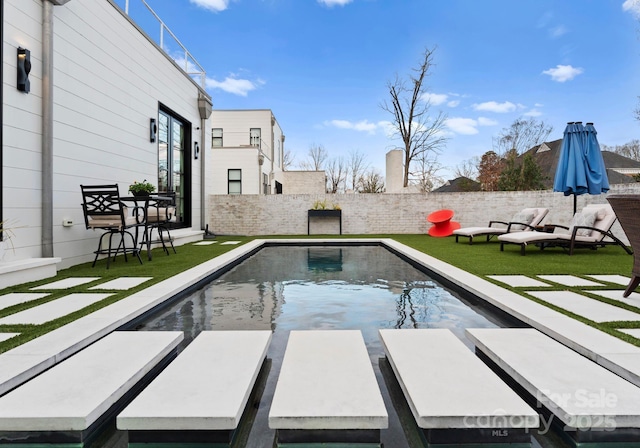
[2,0,212,276]
[210,109,285,195]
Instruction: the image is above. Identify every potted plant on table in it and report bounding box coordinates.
[128,179,156,197]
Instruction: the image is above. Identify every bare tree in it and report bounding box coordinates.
[283,149,295,171]
[325,157,348,193]
[359,169,385,193]
[348,149,369,192]
[454,157,479,181]
[298,144,328,171]
[602,139,640,161]
[635,98,640,123]
[380,47,448,188]
[493,117,553,156]
[410,152,445,192]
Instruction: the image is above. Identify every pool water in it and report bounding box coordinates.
[114,245,563,447]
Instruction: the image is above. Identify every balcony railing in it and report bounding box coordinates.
[121,0,206,89]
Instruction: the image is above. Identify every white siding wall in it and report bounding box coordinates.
[3,0,210,268]
[211,148,262,195]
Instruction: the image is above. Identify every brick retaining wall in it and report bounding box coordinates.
[208,184,640,244]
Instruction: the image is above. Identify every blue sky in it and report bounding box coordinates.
[118,0,640,182]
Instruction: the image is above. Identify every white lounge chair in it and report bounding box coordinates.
[453,207,549,244]
[497,204,632,256]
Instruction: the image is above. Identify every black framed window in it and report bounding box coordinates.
[212,128,222,147]
[228,169,242,194]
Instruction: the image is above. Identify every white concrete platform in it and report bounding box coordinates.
[30,277,100,290]
[0,331,182,436]
[269,330,388,430]
[0,333,18,343]
[0,257,61,290]
[0,292,49,311]
[620,329,640,338]
[379,329,539,430]
[193,241,216,245]
[586,289,640,308]
[89,277,153,290]
[220,241,241,245]
[527,290,640,323]
[467,328,640,431]
[0,293,112,325]
[537,275,603,287]
[588,275,632,286]
[117,330,272,431]
[487,275,549,288]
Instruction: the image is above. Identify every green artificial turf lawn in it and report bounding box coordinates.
[0,233,637,353]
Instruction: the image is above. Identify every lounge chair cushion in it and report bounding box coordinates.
[510,211,535,230]
[569,211,597,237]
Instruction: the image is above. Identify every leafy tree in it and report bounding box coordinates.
[497,151,544,191]
[477,151,503,191]
[493,117,553,156]
[380,46,448,188]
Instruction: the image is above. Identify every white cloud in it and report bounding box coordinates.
[623,0,640,17]
[205,76,263,96]
[318,0,353,6]
[542,64,583,82]
[324,119,387,134]
[422,93,448,106]
[550,25,568,38]
[189,0,231,12]
[472,101,517,113]
[445,117,479,135]
[477,117,498,126]
[447,100,460,108]
[524,109,543,117]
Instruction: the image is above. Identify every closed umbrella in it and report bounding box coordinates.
[553,122,609,214]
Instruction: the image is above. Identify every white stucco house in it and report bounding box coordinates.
[1,0,212,281]
[210,109,285,195]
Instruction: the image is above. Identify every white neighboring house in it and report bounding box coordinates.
[1,0,212,278]
[210,110,285,195]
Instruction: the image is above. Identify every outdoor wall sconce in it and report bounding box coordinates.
[17,47,31,93]
[150,118,157,143]
[194,142,200,160]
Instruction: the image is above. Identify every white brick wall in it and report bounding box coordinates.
[208,183,640,244]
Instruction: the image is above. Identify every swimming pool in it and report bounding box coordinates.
[121,245,534,447]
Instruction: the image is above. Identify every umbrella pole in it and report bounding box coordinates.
[573,194,577,215]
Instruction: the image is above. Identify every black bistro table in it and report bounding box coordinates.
[120,194,173,261]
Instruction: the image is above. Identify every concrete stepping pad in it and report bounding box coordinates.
[193,241,217,245]
[88,277,152,290]
[220,241,241,245]
[586,289,640,309]
[30,277,101,290]
[379,329,538,445]
[527,290,640,323]
[117,331,271,444]
[587,275,631,286]
[0,333,19,343]
[487,275,549,288]
[536,275,603,287]
[269,330,388,445]
[0,293,49,312]
[0,293,112,325]
[467,328,640,445]
[0,331,183,445]
[619,329,640,338]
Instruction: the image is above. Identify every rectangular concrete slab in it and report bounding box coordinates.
[586,289,640,308]
[536,275,603,287]
[0,331,183,431]
[379,329,538,429]
[269,330,388,430]
[0,333,18,343]
[30,277,101,289]
[487,275,550,288]
[89,277,153,290]
[527,290,640,323]
[0,293,112,325]
[117,330,272,430]
[467,328,640,429]
[0,293,49,312]
[588,275,632,286]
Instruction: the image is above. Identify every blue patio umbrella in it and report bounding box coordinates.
[553,122,609,214]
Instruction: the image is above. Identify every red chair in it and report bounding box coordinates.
[427,209,460,237]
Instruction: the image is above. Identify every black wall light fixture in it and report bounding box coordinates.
[17,47,31,93]
[150,118,157,142]
[194,142,200,160]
